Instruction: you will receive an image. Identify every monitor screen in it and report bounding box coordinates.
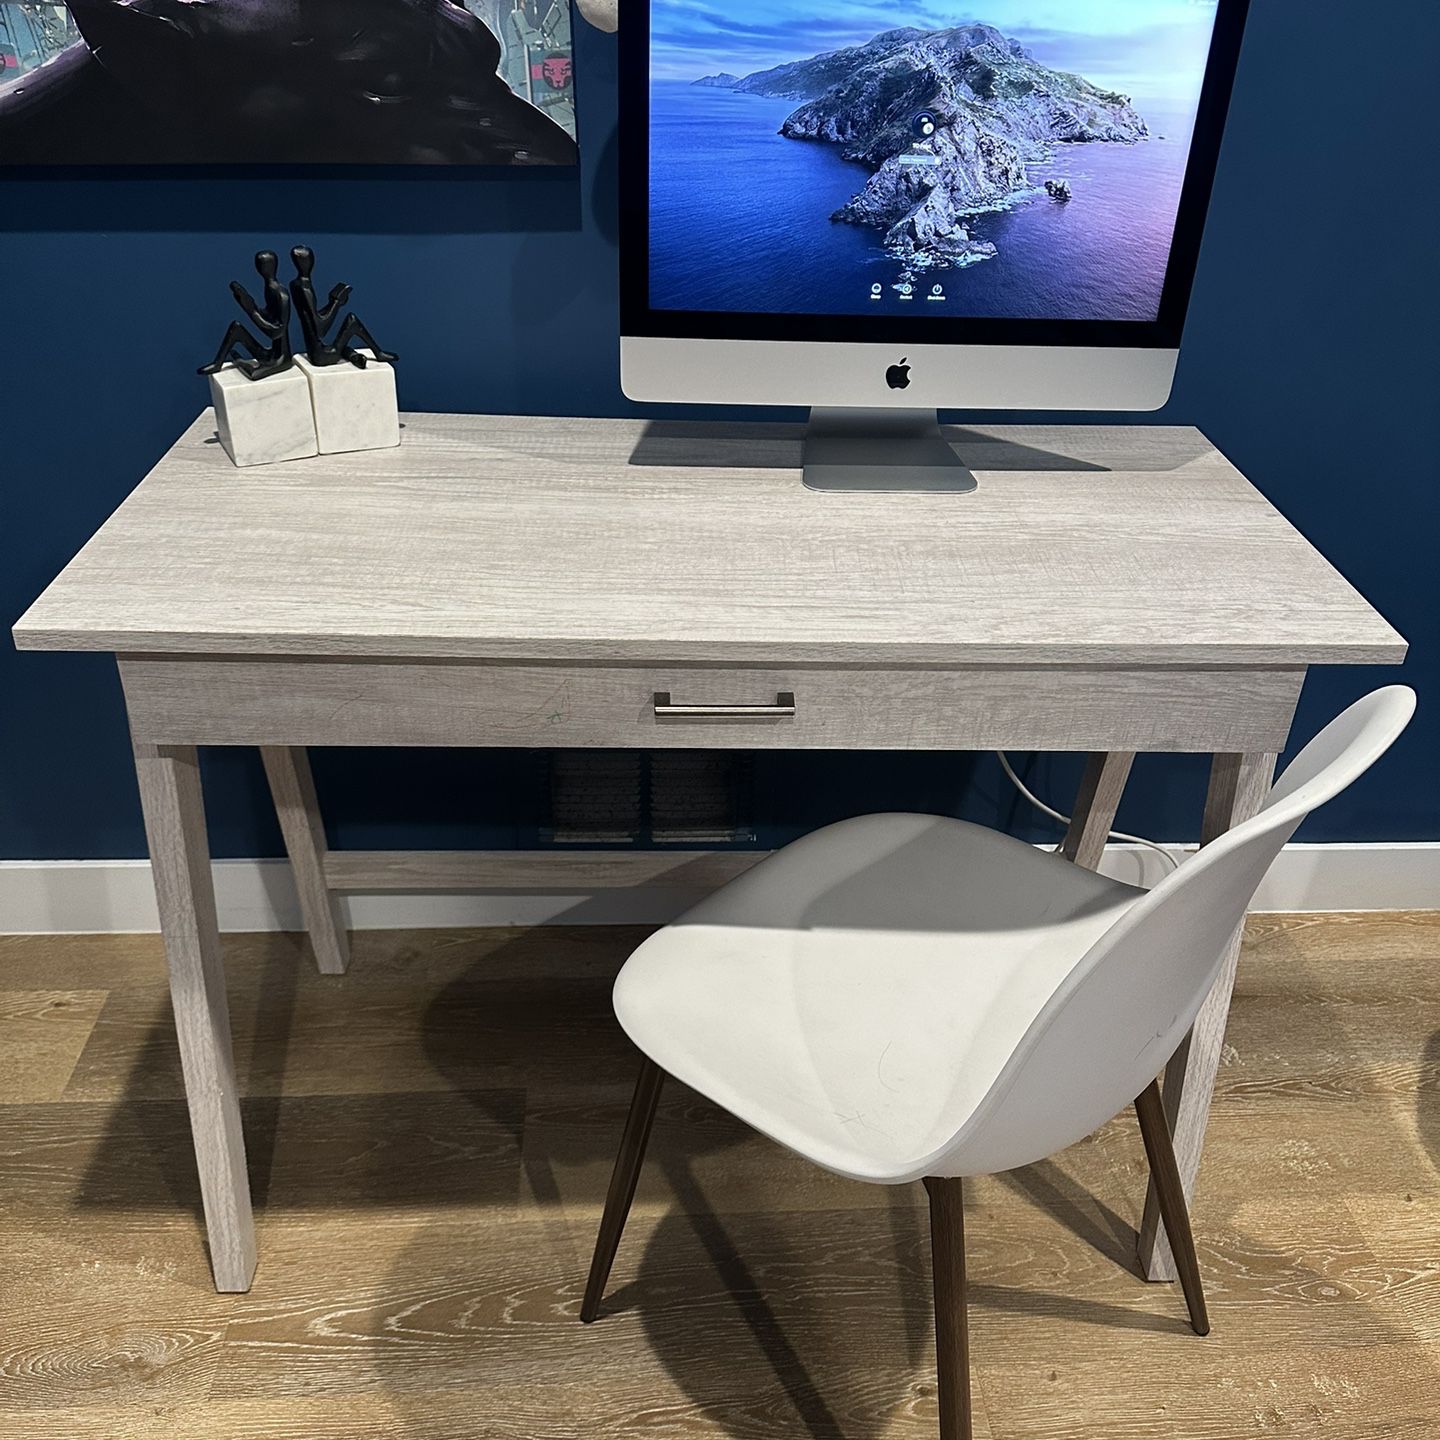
[645,1,1229,325]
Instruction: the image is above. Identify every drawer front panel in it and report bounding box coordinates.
[120,657,1304,753]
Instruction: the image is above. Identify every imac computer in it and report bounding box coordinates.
[620,0,1250,490]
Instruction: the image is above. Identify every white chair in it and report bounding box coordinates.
[579,687,1415,1439]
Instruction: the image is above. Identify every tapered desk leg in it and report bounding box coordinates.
[1138,750,1275,1282]
[133,742,257,1293]
[1061,751,1136,870]
[261,746,349,975]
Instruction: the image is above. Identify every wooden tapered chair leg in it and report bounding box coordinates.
[924,1176,972,1440]
[581,1058,666,1323]
[1134,1079,1210,1336]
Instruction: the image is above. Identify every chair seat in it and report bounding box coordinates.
[614,813,1145,1183]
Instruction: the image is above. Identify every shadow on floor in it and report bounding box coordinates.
[1421,1029,1439,1175]
[999,1157,1141,1277]
[615,1155,1183,1440]
[69,930,308,1235]
[44,922,1431,1438]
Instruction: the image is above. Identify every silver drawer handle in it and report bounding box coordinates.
[653,691,796,720]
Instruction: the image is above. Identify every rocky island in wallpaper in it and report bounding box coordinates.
[726,24,1148,270]
[651,1,1219,319]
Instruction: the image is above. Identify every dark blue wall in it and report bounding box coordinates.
[3,7,1436,863]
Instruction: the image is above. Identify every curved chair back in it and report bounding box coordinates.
[941,687,1415,1177]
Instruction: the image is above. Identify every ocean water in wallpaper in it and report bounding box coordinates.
[649,0,1220,319]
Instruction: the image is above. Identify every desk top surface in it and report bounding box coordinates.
[13,413,1406,667]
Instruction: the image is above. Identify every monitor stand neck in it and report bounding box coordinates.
[802,408,977,494]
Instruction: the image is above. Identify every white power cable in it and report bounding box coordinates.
[995,751,1181,872]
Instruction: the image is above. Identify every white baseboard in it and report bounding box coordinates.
[0,843,1435,935]
[1093,842,1437,910]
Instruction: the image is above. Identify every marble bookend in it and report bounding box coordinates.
[209,364,319,468]
[295,351,400,456]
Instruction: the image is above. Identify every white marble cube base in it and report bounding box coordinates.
[209,365,319,468]
[296,351,400,456]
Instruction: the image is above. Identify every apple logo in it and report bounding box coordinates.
[885,357,911,390]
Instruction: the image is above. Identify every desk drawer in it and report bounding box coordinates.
[120,657,1303,753]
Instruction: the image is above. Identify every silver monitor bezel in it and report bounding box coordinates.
[620,0,1249,409]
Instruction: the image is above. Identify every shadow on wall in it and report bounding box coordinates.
[503,124,621,337]
[0,165,583,236]
[1423,1030,1439,1177]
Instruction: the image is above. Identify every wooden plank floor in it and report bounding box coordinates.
[0,914,1436,1439]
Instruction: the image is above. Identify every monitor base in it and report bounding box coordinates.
[802,408,978,493]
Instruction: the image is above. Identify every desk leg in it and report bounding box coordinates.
[133,742,257,1292]
[1061,751,1136,870]
[1137,750,1275,1282]
[261,746,350,975]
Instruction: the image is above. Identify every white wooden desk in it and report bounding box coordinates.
[12,413,1406,1294]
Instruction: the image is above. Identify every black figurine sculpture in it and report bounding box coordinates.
[198,250,294,380]
[290,246,398,370]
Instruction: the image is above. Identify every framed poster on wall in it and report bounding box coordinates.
[0,0,577,165]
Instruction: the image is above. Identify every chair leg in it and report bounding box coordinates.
[1134,1079,1210,1336]
[924,1176,972,1440]
[581,1057,666,1323]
